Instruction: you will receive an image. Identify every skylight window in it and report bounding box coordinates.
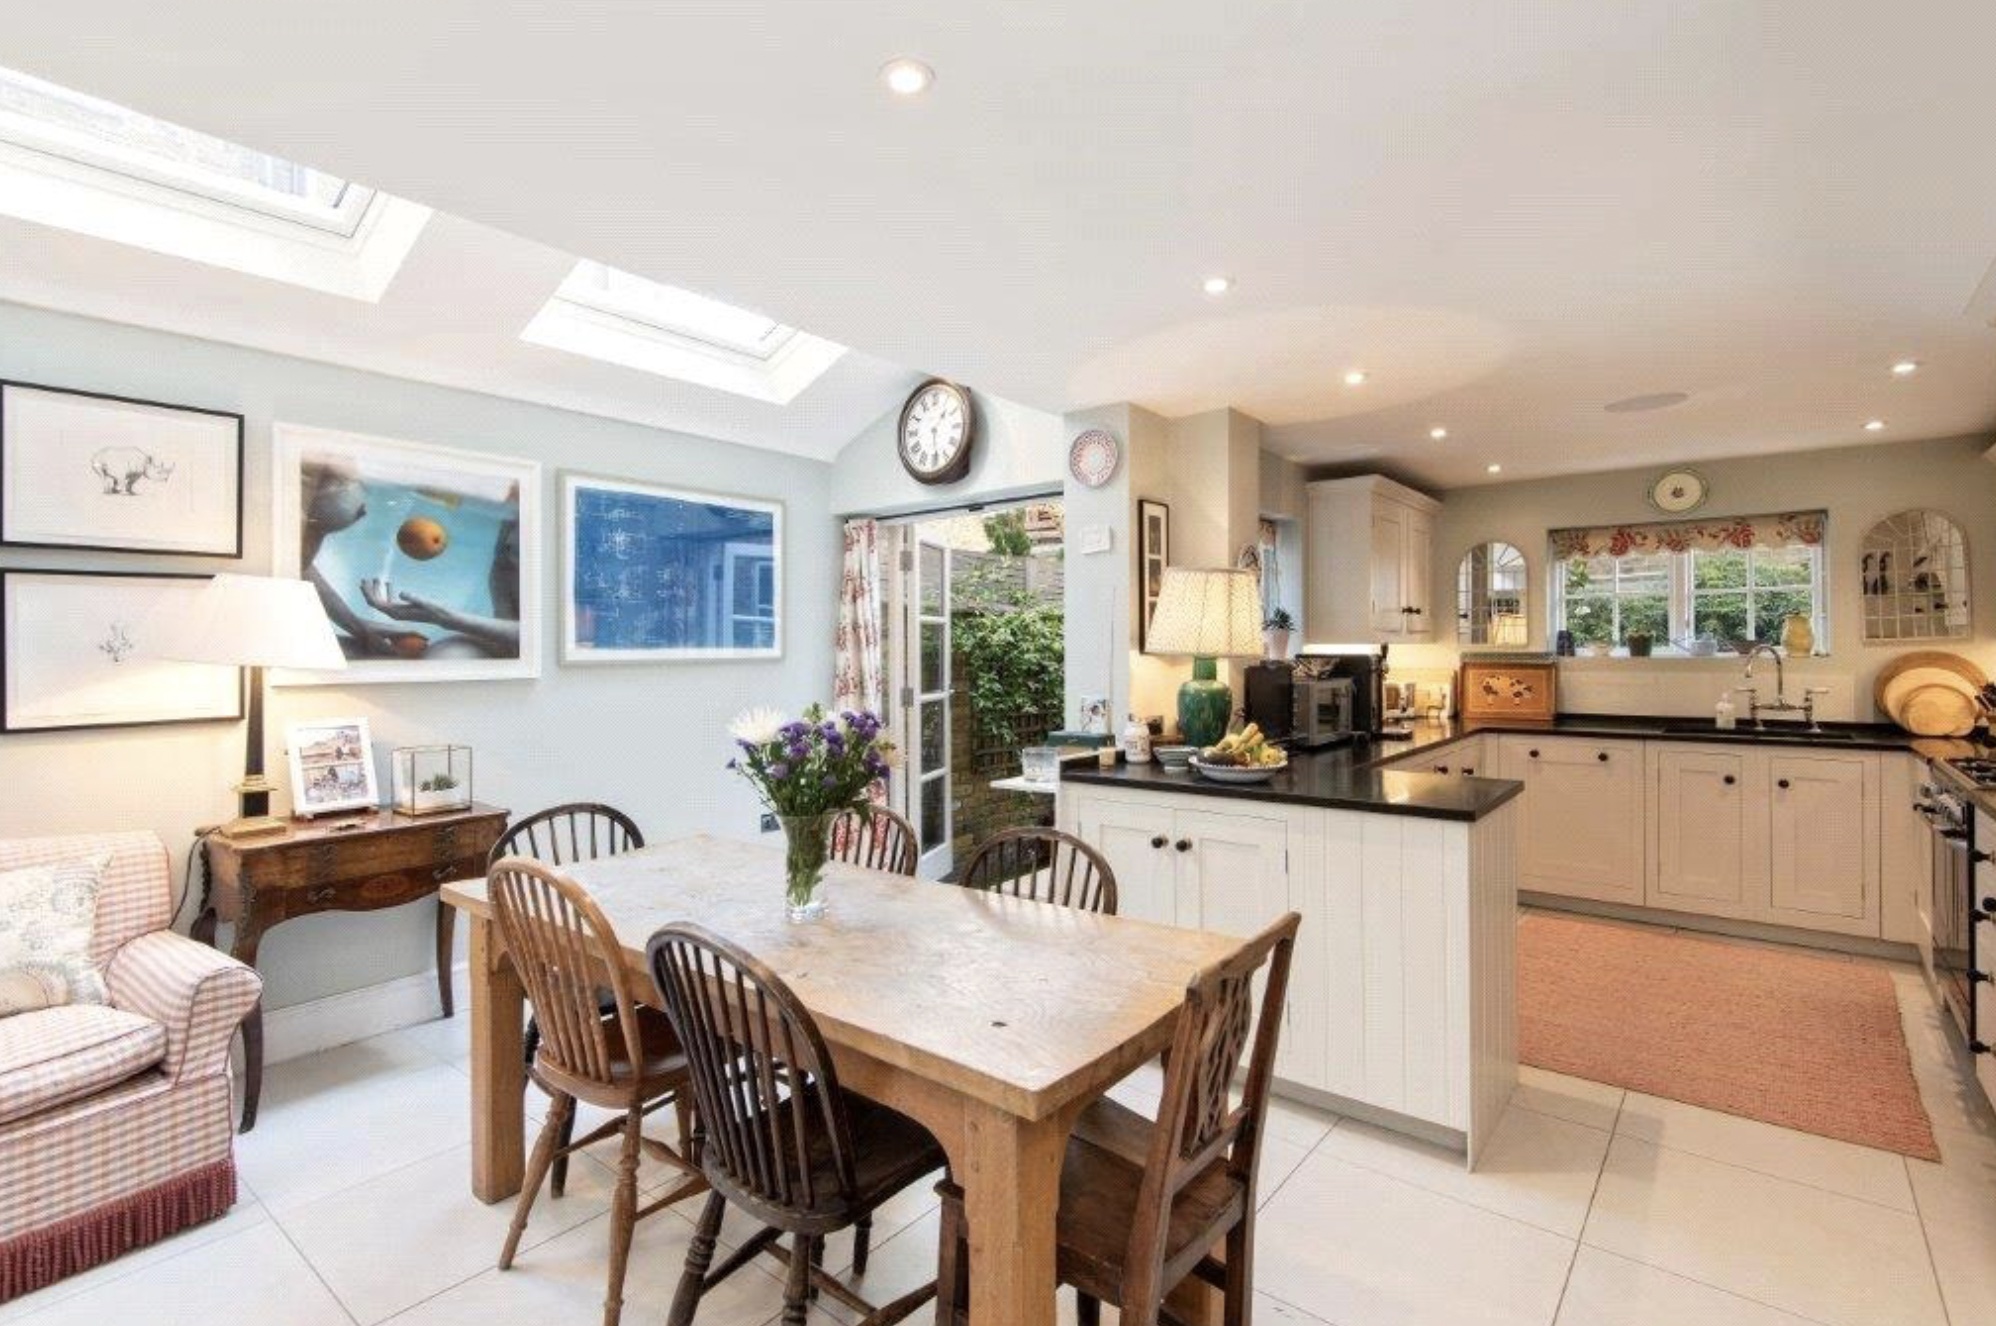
[522,262,845,405]
[0,64,428,301]
[0,67,369,235]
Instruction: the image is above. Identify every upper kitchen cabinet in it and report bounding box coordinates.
[1306,476,1442,642]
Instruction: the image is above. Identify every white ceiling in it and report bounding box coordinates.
[7,2,1996,486]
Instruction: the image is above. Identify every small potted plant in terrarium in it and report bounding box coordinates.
[392,745,473,816]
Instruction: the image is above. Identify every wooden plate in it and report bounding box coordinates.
[1879,667,1978,728]
[1873,650,1988,716]
[1899,683,1979,737]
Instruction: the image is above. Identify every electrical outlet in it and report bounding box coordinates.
[759,813,778,833]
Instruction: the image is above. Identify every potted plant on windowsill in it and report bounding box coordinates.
[1263,608,1296,660]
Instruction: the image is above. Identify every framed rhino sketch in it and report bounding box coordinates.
[0,380,244,557]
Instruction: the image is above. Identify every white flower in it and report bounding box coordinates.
[728,706,787,745]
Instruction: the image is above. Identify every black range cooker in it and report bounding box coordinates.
[1924,757,1996,1053]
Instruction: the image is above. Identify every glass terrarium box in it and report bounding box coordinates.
[392,745,473,816]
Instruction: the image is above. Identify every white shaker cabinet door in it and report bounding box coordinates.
[1649,744,1765,921]
[1766,753,1878,935]
[1505,736,1645,905]
[1070,795,1179,928]
[1176,806,1290,937]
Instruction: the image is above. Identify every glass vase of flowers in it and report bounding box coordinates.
[728,704,892,921]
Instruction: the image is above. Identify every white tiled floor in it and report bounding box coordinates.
[4,954,1994,1326]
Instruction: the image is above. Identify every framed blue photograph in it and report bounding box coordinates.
[560,472,782,663]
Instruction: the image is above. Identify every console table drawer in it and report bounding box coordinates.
[240,825,482,890]
[271,856,489,920]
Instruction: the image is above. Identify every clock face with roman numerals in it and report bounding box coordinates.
[896,380,975,485]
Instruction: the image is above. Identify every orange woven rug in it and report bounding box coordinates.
[1519,912,1939,1160]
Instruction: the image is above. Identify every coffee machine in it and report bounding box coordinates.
[1241,663,1297,741]
[1295,645,1389,741]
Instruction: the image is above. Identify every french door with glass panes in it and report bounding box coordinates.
[890,530,953,877]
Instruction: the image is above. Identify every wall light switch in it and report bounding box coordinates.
[1077,525,1114,556]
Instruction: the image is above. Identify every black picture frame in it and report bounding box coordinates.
[1137,498,1171,650]
[0,569,244,734]
[0,379,246,558]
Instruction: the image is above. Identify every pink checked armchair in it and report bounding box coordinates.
[0,831,261,1302]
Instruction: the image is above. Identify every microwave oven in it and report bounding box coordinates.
[1292,676,1357,748]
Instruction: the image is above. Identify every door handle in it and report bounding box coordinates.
[1150,835,1168,849]
[1174,839,1192,852]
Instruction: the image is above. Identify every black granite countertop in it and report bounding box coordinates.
[1063,712,1964,822]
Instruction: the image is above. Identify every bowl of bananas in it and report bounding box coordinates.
[1188,723,1288,784]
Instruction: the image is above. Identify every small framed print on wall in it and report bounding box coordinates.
[0,570,244,733]
[0,381,244,557]
[285,717,379,818]
[1137,498,1170,650]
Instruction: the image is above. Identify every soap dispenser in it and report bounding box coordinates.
[1715,692,1737,731]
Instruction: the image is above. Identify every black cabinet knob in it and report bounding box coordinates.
[1597,752,1610,762]
[1434,764,1450,775]
[1174,838,1192,852]
[1723,774,1737,785]
[1983,896,1996,912]
[1777,778,1791,789]
[1150,835,1168,849]
[1462,767,1475,775]
[1528,749,1541,759]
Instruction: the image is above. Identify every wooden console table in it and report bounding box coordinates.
[195,803,508,1131]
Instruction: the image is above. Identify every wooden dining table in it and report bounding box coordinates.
[442,834,1248,1326]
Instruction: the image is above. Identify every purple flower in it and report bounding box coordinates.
[786,741,810,761]
[725,757,739,770]
[769,761,791,780]
[821,774,839,789]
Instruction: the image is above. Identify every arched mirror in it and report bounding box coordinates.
[1862,509,1969,642]
[1458,541,1528,647]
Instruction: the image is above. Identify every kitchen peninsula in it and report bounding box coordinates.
[1060,728,1522,1166]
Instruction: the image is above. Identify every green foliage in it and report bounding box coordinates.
[954,605,1065,748]
[983,510,1033,556]
[1263,607,1296,631]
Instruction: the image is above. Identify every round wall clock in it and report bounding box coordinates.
[896,379,976,485]
[1647,468,1709,514]
[1067,429,1120,488]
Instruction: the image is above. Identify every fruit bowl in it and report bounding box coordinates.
[1188,756,1286,784]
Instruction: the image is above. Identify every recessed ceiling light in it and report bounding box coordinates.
[1891,360,1920,376]
[1429,427,1448,440]
[1201,275,1233,296]
[1343,369,1367,387]
[879,58,935,96]
[1486,463,1503,474]
[1864,419,1886,431]
[1604,391,1691,413]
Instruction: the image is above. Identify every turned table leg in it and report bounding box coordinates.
[435,894,457,1018]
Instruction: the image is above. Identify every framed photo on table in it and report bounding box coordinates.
[0,570,243,733]
[273,423,541,685]
[285,717,379,818]
[560,472,782,662]
[0,380,244,556]
[1137,498,1170,650]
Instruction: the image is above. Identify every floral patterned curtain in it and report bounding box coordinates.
[1550,511,1826,562]
[833,518,885,717]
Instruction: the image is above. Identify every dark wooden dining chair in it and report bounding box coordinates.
[646,922,945,1326]
[487,858,705,1326]
[932,912,1301,1326]
[958,826,1118,914]
[490,802,649,1193]
[827,806,919,876]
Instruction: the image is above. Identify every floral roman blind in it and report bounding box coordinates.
[1549,511,1826,562]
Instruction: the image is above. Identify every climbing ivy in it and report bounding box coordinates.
[953,604,1065,749]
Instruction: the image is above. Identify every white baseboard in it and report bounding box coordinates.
[263,963,470,1065]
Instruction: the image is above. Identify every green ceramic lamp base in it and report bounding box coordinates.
[1177,657,1232,749]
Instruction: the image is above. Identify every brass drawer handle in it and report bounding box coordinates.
[431,863,458,882]
[306,885,338,905]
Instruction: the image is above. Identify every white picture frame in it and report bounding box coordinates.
[285,717,379,818]
[0,570,243,732]
[559,471,783,663]
[272,423,541,685]
[0,380,244,556]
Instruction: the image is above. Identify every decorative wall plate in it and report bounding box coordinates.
[1647,468,1709,514]
[1067,429,1120,488]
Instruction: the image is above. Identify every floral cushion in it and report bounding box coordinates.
[0,855,110,1017]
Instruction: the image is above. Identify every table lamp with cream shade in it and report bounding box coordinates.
[1144,567,1265,747]
[145,574,347,838]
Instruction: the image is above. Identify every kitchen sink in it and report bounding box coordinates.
[1656,720,1859,742]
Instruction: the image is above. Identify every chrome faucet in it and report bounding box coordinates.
[1739,644,1830,730]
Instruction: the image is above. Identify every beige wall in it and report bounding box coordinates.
[0,302,838,1011]
[1394,434,1996,719]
